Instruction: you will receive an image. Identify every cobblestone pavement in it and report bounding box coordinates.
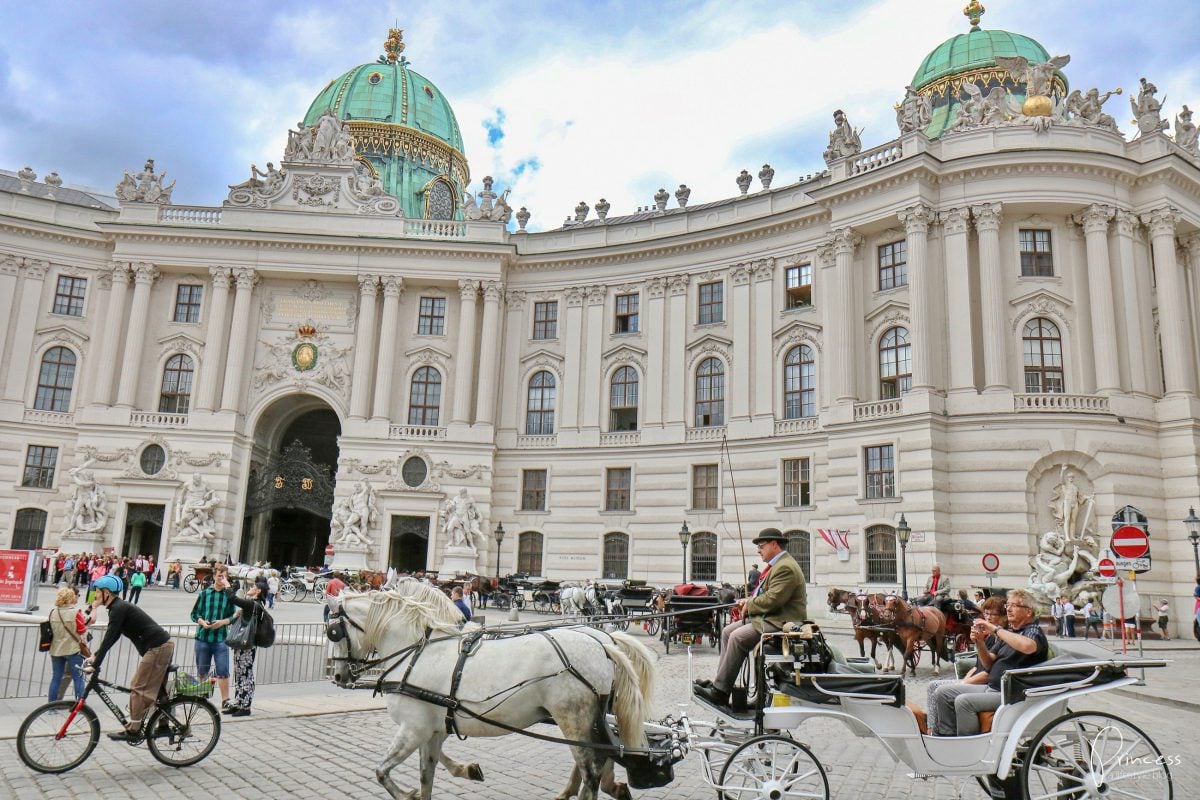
[3,596,1198,799]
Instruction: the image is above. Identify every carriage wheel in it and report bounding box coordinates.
[663,619,672,654]
[183,575,199,593]
[513,593,525,610]
[1021,711,1172,800]
[278,582,298,602]
[645,618,661,638]
[907,641,923,672]
[495,595,510,610]
[717,734,830,800]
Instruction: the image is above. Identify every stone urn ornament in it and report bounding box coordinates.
[654,188,669,212]
[595,198,611,220]
[736,170,752,196]
[758,164,774,190]
[574,201,589,223]
[674,184,691,208]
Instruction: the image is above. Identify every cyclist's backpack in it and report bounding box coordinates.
[37,612,53,653]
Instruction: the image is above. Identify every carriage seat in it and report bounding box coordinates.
[780,674,906,708]
[1001,654,1126,704]
[904,704,994,735]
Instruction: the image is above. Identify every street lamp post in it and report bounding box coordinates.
[1184,507,1200,578]
[493,521,506,578]
[678,521,691,585]
[896,514,912,601]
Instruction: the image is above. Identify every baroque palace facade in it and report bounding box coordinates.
[3,14,1200,622]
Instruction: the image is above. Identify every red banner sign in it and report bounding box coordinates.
[0,550,34,606]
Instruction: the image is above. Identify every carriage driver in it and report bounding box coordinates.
[915,564,951,607]
[693,529,807,708]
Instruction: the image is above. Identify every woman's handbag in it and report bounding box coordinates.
[254,604,276,649]
[59,609,91,658]
[37,612,53,653]
[226,612,257,651]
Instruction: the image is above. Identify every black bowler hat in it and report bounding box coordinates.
[752,528,788,545]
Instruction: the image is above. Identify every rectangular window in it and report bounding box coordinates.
[172,284,204,323]
[782,458,811,507]
[418,297,447,336]
[521,469,547,511]
[1019,229,1054,277]
[865,445,896,500]
[21,445,58,489]
[605,468,632,511]
[692,464,719,510]
[878,241,908,291]
[52,276,87,317]
[614,293,639,333]
[785,264,812,309]
[532,300,558,340]
[698,281,724,324]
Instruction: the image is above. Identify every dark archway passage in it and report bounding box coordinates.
[241,398,341,570]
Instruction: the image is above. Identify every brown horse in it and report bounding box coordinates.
[829,588,903,672]
[881,595,947,677]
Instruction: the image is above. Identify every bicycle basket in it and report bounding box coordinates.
[173,669,216,698]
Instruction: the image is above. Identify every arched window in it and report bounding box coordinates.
[783,345,816,419]
[158,354,194,414]
[1022,318,1064,393]
[517,531,544,576]
[865,525,898,584]
[407,367,442,426]
[34,346,76,412]
[785,530,812,582]
[695,357,725,427]
[526,371,557,435]
[12,508,48,550]
[602,532,629,580]
[878,327,911,399]
[609,366,639,431]
[690,532,718,582]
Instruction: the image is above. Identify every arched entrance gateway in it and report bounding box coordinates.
[240,395,341,569]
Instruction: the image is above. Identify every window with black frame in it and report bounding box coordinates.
[525,371,556,434]
[785,530,812,582]
[158,354,194,414]
[52,276,87,317]
[1019,229,1054,277]
[602,532,629,579]
[609,366,639,431]
[21,445,58,488]
[518,531,543,575]
[865,525,898,583]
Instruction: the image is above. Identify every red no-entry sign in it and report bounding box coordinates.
[981,553,1000,573]
[1097,558,1116,578]
[1110,526,1149,559]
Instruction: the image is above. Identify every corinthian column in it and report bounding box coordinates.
[115,263,159,407]
[644,278,666,427]
[898,205,934,391]
[1143,207,1194,395]
[3,259,48,402]
[1113,211,1149,393]
[219,268,259,411]
[90,264,131,406]
[940,209,975,393]
[371,276,404,421]
[972,203,1008,392]
[474,280,504,425]
[829,228,862,402]
[347,275,379,419]
[1080,205,1121,394]
[730,265,752,420]
[451,280,480,424]
[752,260,775,417]
[195,267,231,412]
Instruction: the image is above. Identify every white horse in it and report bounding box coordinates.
[328,580,654,800]
[560,582,598,616]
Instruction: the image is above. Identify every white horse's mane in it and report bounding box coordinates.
[343,579,463,652]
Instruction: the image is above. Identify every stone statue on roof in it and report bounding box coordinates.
[1131,77,1169,136]
[994,55,1070,101]
[822,109,862,164]
[1176,106,1199,155]
[115,158,176,204]
[896,86,932,134]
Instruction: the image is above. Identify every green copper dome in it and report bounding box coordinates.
[909,3,1066,139]
[302,29,469,219]
[912,29,1051,91]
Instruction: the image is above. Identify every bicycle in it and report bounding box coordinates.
[17,665,221,774]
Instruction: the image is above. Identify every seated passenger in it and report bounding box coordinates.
[914,564,951,607]
[925,596,1006,733]
[933,588,1048,736]
[693,529,807,707]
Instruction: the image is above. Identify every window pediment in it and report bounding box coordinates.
[35,325,89,350]
[157,332,204,357]
[520,348,564,366]
[1010,289,1072,332]
[405,344,453,367]
[687,333,733,370]
[773,321,823,355]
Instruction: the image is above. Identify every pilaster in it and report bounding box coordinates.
[899,205,934,391]
[645,278,666,427]
[88,263,131,407]
[451,279,480,425]
[474,279,504,426]
[1112,211,1150,394]
[751,259,775,419]
[371,276,404,421]
[971,203,1008,392]
[940,208,975,394]
[195,267,231,412]
[1079,204,1120,394]
[349,274,379,420]
[829,228,862,403]
[218,267,258,412]
[115,262,160,408]
[1144,207,1194,395]
[730,264,751,421]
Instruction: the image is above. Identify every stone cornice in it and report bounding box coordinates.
[0,217,112,250]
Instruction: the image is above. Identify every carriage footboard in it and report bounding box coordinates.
[781,674,906,708]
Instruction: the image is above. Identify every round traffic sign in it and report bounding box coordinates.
[1102,582,1140,621]
[1110,526,1149,559]
[1097,558,1116,578]
[981,553,1000,573]
[325,544,335,556]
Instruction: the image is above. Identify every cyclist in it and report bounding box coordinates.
[84,574,174,743]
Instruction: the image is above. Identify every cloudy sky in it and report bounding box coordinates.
[1,1,1197,230]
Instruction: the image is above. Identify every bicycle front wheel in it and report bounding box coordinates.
[146,697,221,767]
[17,700,99,774]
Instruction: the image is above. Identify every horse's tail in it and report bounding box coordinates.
[603,639,648,748]
[610,631,655,702]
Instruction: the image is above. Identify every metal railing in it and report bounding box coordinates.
[1,622,331,699]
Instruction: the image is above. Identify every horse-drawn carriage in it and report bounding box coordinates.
[324,578,1173,800]
[658,583,733,654]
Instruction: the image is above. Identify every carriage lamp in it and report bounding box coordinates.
[896,514,912,601]
[494,522,506,577]
[1184,507,1200,577]
[678,521,692,585]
